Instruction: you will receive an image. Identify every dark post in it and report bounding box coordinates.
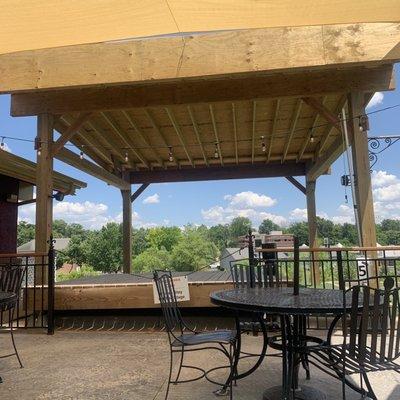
[337,251,345,291]
[247,229,255,288]
[293,236,300,295]
[47,236,55,335]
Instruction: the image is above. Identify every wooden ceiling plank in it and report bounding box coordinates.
[165,107,194,167]
[122,110,164,168]
[297,95,327,162]
[51,112,92,156]
[317,95,347,156]
[267,99,281,163]
[11,65,395,117]
[209,104,224,166]
[251,101,257,164]
[232,103,239,165]
[188,106,208,167]
[101,111,150,169]
[282,99,302,163]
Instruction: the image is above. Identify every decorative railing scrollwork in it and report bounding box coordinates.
[368,136,400,169]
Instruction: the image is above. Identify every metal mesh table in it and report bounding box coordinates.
[211,287,347,400]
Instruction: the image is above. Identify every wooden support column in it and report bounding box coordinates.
[348,92,377,248]
[35,114,54,255]
[121,184,132,274]
[306,178,321,285]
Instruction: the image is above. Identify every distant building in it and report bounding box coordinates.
[18,238,71,253]
[220,247,249,270]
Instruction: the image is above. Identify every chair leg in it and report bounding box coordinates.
[301,354,311,380]
[174,347,184,383]
[361,370,377,400]
[165,350,174,400]
[10,309,23,369]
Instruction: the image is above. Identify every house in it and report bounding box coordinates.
[220,247,249,270]
[18,238,71,253]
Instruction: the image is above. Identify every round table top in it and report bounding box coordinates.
[210,287,349,315]
[0,291,16,304]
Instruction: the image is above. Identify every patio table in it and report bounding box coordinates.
[211,286,350,400]
[0,291,17,384]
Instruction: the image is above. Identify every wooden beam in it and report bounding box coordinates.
[130,184,150,203]
[209,105,223,166]
[130,162,306,184]
[267,99,281,163]
[51,112,92,156]
[282,99,302,163]
[232,103,239,164]
[349,92,377,248]
[188,106,208,166]
[56,148,130,189]
[317,95,347,156]
[2,22,399,93]
[251,101,257,164]
[10,65,395,116]
[306,135,344,181]
[302,97,341,130]
[166,107,194,167]
[121,183,132,274]
[101,112,149,169]
[285,176,306,195]
[35,114,54,259]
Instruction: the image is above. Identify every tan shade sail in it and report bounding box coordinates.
[0,0,399,54]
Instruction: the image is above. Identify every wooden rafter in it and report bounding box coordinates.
[165,107,194,167]
[144,109,178,168]
[209,105,224,166]
[282,99,302,163]
[121,110,164,168]
[130,183,149,203]
[251,101,257,164]
[101,112,149,169]
[285,176,306,194]
[51,112,92,156]
[297,96,327,162]
[232,103,239,164]
[317,95,347,156]
[187,106,208,167]
[302,97,341,130]
[267,99,281,163]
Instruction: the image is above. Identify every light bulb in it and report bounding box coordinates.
[37,148,41,156]
[80,151,84,160]
[168,147,173,162]
[0,139,4,150]
[310,135,314,143]
[261,136,266,152]
[124,153,129,163]
[214,143,219,159]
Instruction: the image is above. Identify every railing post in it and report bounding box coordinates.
[337,250,344,291]
[247,229,256,288]
[47,236,55,335]
[293,236,300,295]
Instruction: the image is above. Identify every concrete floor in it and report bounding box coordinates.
[0,330,399,400]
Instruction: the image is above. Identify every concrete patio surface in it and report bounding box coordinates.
[0,330,399,400]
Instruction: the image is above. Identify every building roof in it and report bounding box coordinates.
[18,237,70,253]
[0,150,86,195]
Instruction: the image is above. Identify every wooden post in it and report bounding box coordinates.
[121,186,132,274]
[348,92,377,280]
[306,178,321,286]
[35,114,54,284]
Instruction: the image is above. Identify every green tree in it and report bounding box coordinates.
[132,247,171,272]
[285,222,309,245]
[380,219,400,232]
[62,235,88,266]
[146,226,182,251]
[258,219,280,234]
[208,224,230,250]
[170,228,218,271]
[229,217,252,245]
[85,223,122,272]
[132,228,149,256]
[17,221,35,247]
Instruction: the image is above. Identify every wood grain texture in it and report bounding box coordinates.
[1,23,399,93]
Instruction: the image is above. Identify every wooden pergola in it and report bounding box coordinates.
[0,2,399,273]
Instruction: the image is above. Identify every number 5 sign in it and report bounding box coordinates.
[356,258,370,285]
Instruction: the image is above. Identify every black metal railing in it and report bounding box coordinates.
[0,246,55,334]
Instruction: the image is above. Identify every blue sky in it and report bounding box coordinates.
[1,66,399,230]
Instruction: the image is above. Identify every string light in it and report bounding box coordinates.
[168,146,173,162]
[359,115,370,132]
[34,137,41,156]
[261,136,266,152]
[0,137,5,150]
[310,134,315,143]
[214,143,219,159]
[124,152,129,163]
[80,151,84,160]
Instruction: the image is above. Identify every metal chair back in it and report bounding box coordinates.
[344,276,400,365]
[0,264,26,311]
[153,270,184,337]
[230,259,280,289]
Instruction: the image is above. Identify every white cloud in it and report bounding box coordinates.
[224,191,276,208]
[366,92,384,109]
[373,182,400,202]
[290,208,307,221]
[372,170,398,188]
[143,193,160,204]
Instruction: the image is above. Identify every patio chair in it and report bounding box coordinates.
[0,264,26,369]
[230,260,312,380]
[301,276,400,400]
[153,270,239,400]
